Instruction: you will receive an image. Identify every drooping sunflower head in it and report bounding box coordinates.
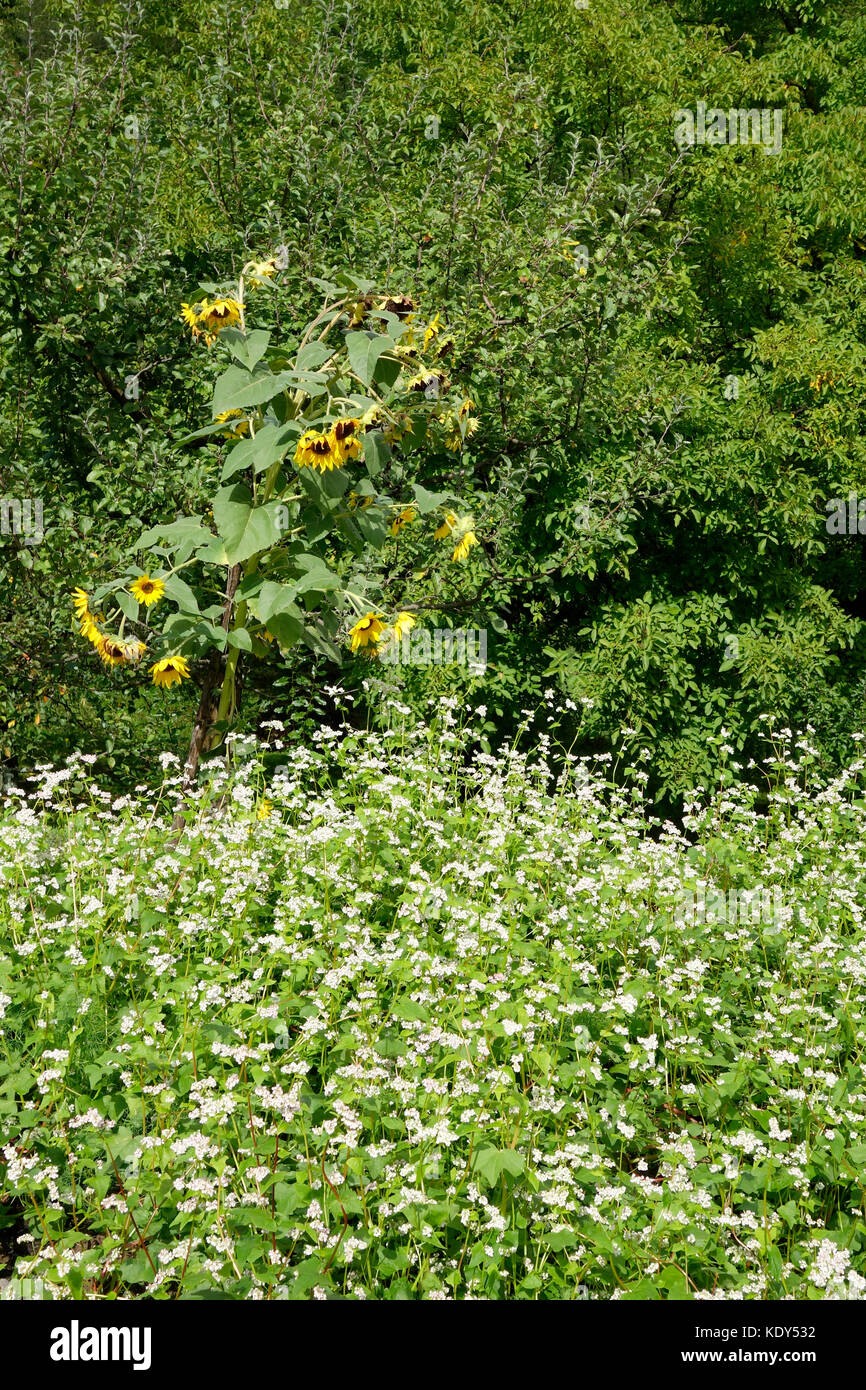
[130,575,166,608]
[348,490,375,511]
[200,297,242,333]
[407,370,449,397]
[71,586,91,619]
[149,655,191,689]
[215,409,251,440]
[349,613,386,652]
[329,417,363,465]
[119,639,147,663]
[389,506,416,537]
[379,294,415,319]
[393,611,417,641]
[452,530,479,563]
[434,511,458,540]
[422,313,441,351]
[295,429,338,472]
[245,258,278,288]
[95,635,128,667]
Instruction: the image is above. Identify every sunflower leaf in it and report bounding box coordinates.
[212,484,286,565]
[345,331,395,387]
[220,424,298,482]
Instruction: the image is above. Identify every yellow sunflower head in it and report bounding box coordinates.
[149,655,191,688]
[246,258,278,289]
[434,511,458,540]
[215,409,251,439]
[130,575,166,608]
[349,613,386,651]
[452,530,479,563]
[295,429,339,471]
[329,417,363,465]
[393,611,417,641]
[389,507,416,537]
[95,635,127,667]
[423,313,441,350]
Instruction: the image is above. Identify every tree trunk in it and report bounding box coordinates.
[171,564,241,832]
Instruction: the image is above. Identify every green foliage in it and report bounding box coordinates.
[2,718,865,1299]
[2,0,866,800]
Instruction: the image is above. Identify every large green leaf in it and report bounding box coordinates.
[253,581,304,625]
[345,331,395,387]
[133,519,214,552]
[219,328,271,371]
[211,366,323,417]
[411,483,452,514]
[162,574,200,615]
[212,484,286,565]
[221,424,298,482]
[291,554,341,593]
[363,431,389,478]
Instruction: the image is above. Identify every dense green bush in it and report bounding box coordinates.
[2,0,866,800]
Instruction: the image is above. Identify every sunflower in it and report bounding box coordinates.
[295,429,339,472]
[130,575,166,608]
[95,635,128,667]
[149,655,191,688]
[383,412,412,445]
[393,611,417,641]
[434,511,458,540]
[445,408,479,452]
[199,297,242,335]
[119,639,147,663]
[389,507,416,537]
[423,312,441,351]
[407,370,448,396]
[180,302,202,339]
[452,530,479,563]
[330,417,363,465]
[79,613,102,645]
[215,409,251,439]
[71,587,91,620]
[349,613,385,651]
[246,258,278,288]
[379,295,415,319]
[347,491,375,511]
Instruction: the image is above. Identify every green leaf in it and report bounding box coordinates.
[411,483,452,514]
[470,1146,525,1186]
[254,581,304,625]
[295,341,334,370]
[162,574,200,614]
[345,331,395,387]
[363,430,389,478]
[221,424,297,482]
[115,589,139,622]
[133,519,213,552]
[212,484,286,565]
[266,611,306,651]
[211,366,318,417]
[220,328,271,370]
